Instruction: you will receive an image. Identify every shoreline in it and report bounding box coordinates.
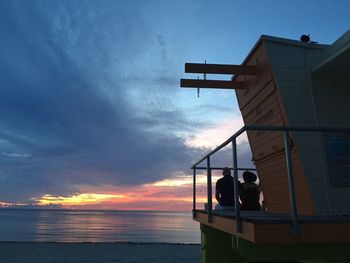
[0,242,200,263]
[0,240,200,245]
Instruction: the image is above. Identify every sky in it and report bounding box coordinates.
[0,0,349,210]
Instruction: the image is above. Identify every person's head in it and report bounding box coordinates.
[243,171,257,183]
[222,167,231,177]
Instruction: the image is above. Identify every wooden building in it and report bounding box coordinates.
[181,29,350,262]
[236,31,350,215]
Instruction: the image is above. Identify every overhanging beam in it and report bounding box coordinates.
[180,79,245,89]
[185,63,257,75]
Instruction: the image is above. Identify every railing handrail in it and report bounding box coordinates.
[193,167,256,171]
[191,125,350,236]
[191,125,350,169]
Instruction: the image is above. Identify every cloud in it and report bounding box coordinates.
[0,1,255,205]
[0,1,205,203]
[185,115,246,149]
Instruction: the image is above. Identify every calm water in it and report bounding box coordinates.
[0,209,200,244]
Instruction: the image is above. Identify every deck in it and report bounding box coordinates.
[194,210,350,244]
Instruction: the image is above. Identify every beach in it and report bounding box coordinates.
[0,242,200,263]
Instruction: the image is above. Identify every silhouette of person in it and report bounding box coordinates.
[240,171,261,211]
[215,167,241,210]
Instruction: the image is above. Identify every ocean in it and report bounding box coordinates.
[0,209,200,244]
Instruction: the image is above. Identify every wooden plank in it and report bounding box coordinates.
[194,211,256,242]
[180,79,245,89]
[185,63,257,75]
[255,149,315,215]
[254,222,350,244]
[195,211,350,244]
[241,81,277,117]
[235,45,273,110]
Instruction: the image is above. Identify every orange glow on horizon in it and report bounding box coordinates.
[36,193,125,206]
[4,175,213,210]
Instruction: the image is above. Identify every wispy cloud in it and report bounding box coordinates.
[0,1,206,204]
[0,0,259,207]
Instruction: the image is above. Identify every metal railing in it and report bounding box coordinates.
[191,125,350,236]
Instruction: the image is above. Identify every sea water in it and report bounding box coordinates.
[0,209,200,244]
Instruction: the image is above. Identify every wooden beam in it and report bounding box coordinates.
[185,63,257,75]
[180,79,245,89]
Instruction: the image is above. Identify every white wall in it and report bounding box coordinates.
[263,40,342,214]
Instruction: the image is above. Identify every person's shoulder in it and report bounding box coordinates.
[216,177,224,184]
[216,177,222,186]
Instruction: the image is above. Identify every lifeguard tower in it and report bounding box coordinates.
[181,29,350,262]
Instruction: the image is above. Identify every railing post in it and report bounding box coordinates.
[207,157,212,223]
[232,138,241,233]
[193,167,197,218]
[284,131,300,236]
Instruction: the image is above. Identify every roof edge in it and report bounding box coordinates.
[240,35,329,66]
[312,29,350,73]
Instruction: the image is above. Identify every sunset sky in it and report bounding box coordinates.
[0,0,349,210]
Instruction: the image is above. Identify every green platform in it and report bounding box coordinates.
[200,224,350,263]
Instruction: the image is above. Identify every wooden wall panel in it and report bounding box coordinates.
[256,151,314,214]
[243,86,286,160]
[235,42,315,215]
